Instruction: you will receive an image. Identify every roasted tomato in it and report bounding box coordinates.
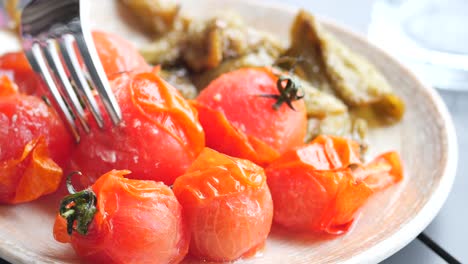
[70,72,205,186]
[0,31,149,95]
[0,52,43,95]
[265,135,403,234]
[0,75,18,96]
[90,30,150,78]
[194,67,307,166]
[53,170,189,264]
[173,148,273,262]
[0,85,72,204]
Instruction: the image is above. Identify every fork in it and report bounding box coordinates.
[20,0,122,142]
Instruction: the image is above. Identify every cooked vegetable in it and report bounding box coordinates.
[191,49,279,89]
[183,15,282,72]
[266,135,403,234]
[119,0,180,35]
[173,148,273,261]
[90,31,150,78]
[141,14,283,72]
[0,52,44,95]
[299,77,347,118]
[307,112,368,148]
[194,67,307,165]
[139,30,185,66]
[70,72,205,186]
[282,13,334,94]
[158,67,198,99]
[53,170,189,264]
[0,89,72,204]
[0,75,18,96]
[285,10,405,121]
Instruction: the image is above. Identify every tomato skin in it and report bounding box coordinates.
[0,75,18,97]
[173,148,273,261]
[89,31,150,78]
[354,151,403,191]
[267,167,372,234]
[70,72,205,186]
[0,52,44,95]
[0,90,72,204]
[0,93,72,165]
[265,135,402,234]
[53,170,189,264]
[195,68,307,165]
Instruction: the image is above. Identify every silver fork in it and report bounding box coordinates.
[20,0,122,142]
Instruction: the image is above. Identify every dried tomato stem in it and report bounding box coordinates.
[59,171,97,235]
[258,75,304,110]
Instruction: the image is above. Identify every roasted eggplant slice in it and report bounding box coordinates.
[119,0,180,35]
[285,10,405,121]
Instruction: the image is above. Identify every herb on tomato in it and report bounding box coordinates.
[258,75,304,110]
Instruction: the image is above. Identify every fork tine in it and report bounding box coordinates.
[43,39,90,134]
[58,34,104,128]
[74,31,122,125]
[25,43,80,142]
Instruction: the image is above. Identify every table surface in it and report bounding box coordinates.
[0,0,466,263]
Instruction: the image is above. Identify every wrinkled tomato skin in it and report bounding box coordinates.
[53,170,189,264]
[195,68,307,165]
[173,148,273,262]
[266,167,372,234]
[0,93,72,167]
[0,91,72,203]
[265,135,402,234]
[70,72,205,186]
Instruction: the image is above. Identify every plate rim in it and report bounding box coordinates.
[0,1,458,263]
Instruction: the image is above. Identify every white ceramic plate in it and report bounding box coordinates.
[0,0,458,263]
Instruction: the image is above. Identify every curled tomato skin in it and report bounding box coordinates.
[194,67,307,166]
[0,137,63,204]
[173,148,273,262]
[0,91,72,204]
[53,170,189,264]
[70,72,205,186]
[265,135,403,234]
